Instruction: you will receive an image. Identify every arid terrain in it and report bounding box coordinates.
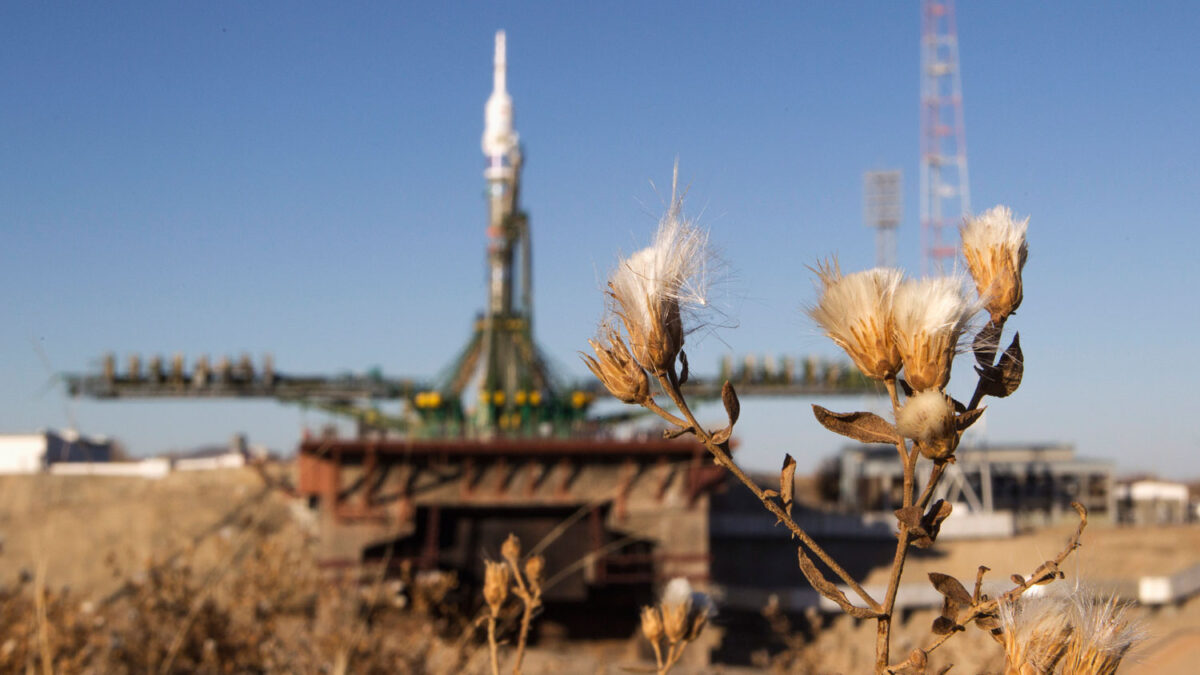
[0,467,1196,673]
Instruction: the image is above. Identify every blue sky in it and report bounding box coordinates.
[2,2,1198,476]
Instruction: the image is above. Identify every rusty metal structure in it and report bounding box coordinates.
[64,32,878,603]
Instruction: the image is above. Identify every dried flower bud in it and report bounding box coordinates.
[896,390,959,461]
[660,598,691,644]
[961,206,1029,323]
[892,277,977,392]
[523,555,545,589]
[606,176,717,374]
[483,560,510,614]
[640,605,664,644]
[500,533,521,565]
[581,328,650,404]
[808,261,904,381]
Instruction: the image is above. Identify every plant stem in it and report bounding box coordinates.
[487,611,501,675]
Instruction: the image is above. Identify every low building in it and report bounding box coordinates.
[826,442,1114,529]
[1116,478,1191,525]
[0,429,113,474]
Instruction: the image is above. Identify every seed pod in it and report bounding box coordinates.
[640,605,664,644]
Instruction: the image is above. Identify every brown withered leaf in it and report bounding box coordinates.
[722,381,740,427]
[811,405,900,444]
[975,614,1001,632]
[895,505,923,530]
[973,320,1004,368]
[929,573,973,606]
[932,616,960,636]
[710,426,732,445]
[910,500,953,549]
[951,397,967,414]
[976,333,1023,399]
[678,350,689,386]
[956,406,986,432]
[780,454,796,517]
[1010,574,1026,588]
[762,489,779,499]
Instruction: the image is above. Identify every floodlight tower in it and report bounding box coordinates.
[920,0,971,274]
[864,170,902,268]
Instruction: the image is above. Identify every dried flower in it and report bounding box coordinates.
[483,560,510,614]
[606,178,714,374]
[961,205,1029,323]
[896,390,959,460]
[999,594,1073,675]
[1060,595,1142,675]
[892,277,977,392]
[658,577,714,644]
[640,605,664,644]
[523,555,545,589]
[500,533,521,565]
[581,327,650,404]
[808,261,904,381]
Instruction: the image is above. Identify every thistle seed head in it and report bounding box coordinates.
[961,205,1029,323]
[896,390,959,460]
[523,555,545,590]
[658,577,715,644]
[500,533,521,565]
[580,327,650,404]
[892,276,977,392]
[1060,595,1143,675]
[606,177,716,374]
[999,594,1073,675]
[660,596,691,644]
[640,605,664,644]
[808,260,904,381]
[483,560,510,614]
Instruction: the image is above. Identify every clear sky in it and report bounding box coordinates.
[3,2,1198,477]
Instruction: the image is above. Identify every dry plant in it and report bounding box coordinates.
[996,591,1142,675]
[637,577,714,674]
[582,178,1132,673]
[481,533,545,675]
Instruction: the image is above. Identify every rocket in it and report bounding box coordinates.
[482,30,518,179]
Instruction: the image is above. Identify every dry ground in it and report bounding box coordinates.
[0,468,1197,673]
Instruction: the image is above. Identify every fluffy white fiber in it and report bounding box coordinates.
[892,276,976,342]
[895,390,955,443]
[961,205,1029,267]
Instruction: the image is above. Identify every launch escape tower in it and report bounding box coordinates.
[920,0,971,274]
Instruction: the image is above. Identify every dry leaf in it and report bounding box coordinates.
[780,454,796,517]
[956,407,986,432]
[722,381,740,426]
[678,350,689,386]
[976,333,1023,398]
[929,573,972,606]
[811,405,899,444]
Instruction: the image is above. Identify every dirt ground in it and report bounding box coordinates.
[1,468,1197,673]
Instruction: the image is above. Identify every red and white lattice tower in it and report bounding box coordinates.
[920,0,971,274]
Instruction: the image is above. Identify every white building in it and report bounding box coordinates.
[0,429,113,474]
[1116,478,1191,525]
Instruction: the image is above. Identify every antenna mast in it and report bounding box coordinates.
[920,0,971,274]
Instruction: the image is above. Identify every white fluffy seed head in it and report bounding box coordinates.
[961,205,1029,322]
[891,276,978,392]
[606,170,721,372]
[808,262,904,380]
[960,205,1028,267]
[896,390,959,460]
